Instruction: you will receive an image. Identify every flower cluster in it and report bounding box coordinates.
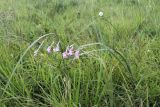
[46,42,79,59]
[34,11,103,58]
[62,45,79,59]
[47,41,60,53]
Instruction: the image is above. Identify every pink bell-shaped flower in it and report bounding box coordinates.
[62,51,68,59]
[47,46,52,53]
[68,47,74,56]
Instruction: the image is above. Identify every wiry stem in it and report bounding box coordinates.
[1,33,55,97]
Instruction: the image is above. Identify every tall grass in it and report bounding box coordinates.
[0,0,160,106]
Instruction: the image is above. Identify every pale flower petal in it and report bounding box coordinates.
[53,46,59,52]
[47,46,52,53]
[62,52,68,59]
[99,11,103,17]
[68,47,74,56]
[53,41,60,52]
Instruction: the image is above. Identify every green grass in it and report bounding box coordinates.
[0,0,160,106]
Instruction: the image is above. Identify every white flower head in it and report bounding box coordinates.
[99,11,103,17]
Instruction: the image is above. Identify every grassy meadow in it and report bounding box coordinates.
[0,0,160,106]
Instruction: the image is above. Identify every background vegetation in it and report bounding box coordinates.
[0,0,160,106]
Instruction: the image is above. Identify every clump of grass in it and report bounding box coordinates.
[0,0,160,106]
